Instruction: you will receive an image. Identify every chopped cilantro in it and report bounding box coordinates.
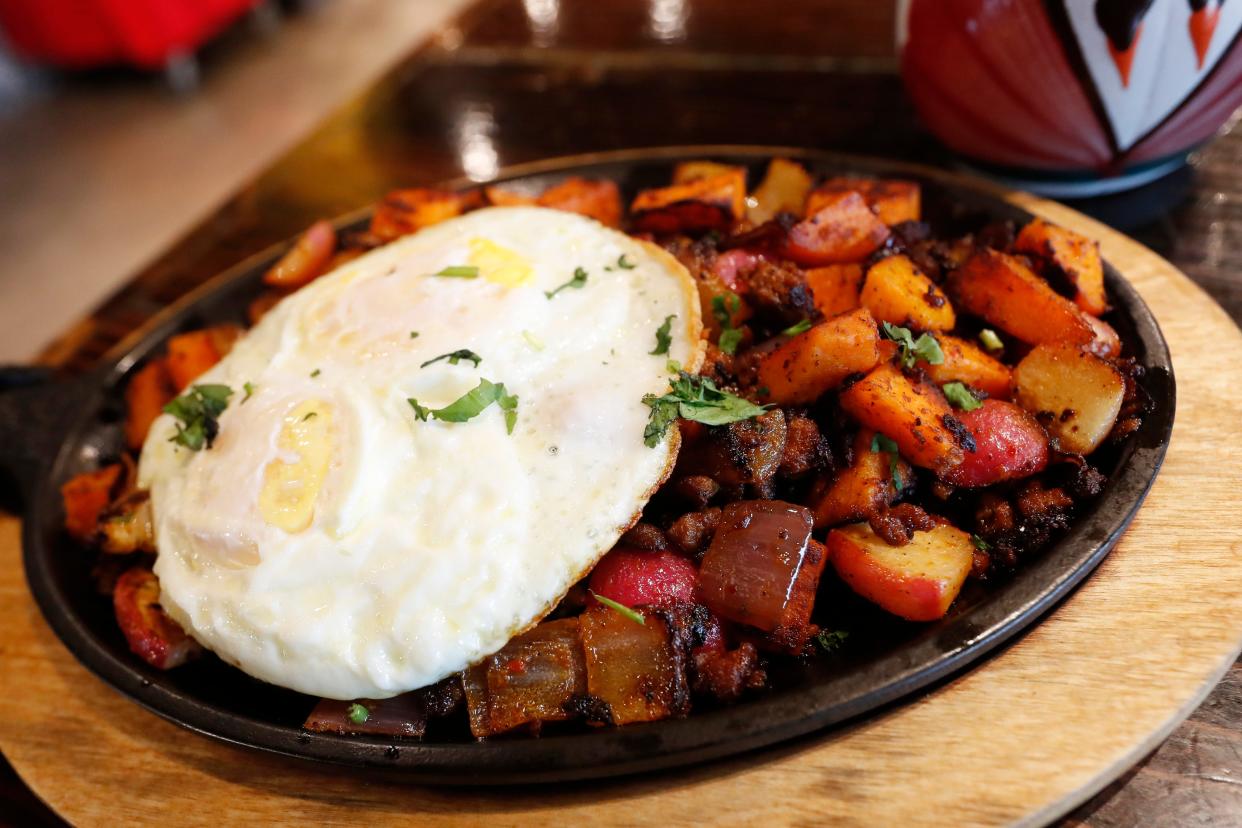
[408,378,518,434]
[522,330,544,351]
[979,328,1004,352]
[971,534,992,551]
[410,331,420,339]
[242,382,256,403]
[420,349,482,369]
[882,322,944,369]
[666,359,682,374]
[650,314,676,355]
[942,381,983,411]
[711,292,743,355]
[871,432,903,491]
[616,254,636,270]
[310,368,321,378]
[432,265,479,279]
[163,384,232,451]
[302,411,318,421]
[346,703,369,725]
[815,630,850,652]
[590,591,645,625]
[641,372,769,447]
[781,318,813,336]
[545,266,588,298]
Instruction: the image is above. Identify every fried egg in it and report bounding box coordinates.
[138,206,703,700]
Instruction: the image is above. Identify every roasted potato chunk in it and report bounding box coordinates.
[580,604,689,725]
[860,254,955,331]
[812,429,910,528]
[124,359,176,450]
[757,307,880,405]
[807,177,920,225]
[263,219,336,289]
[1014,218,1107,316]
[805,263,863,318]
[370,188,465,241]
[537,177,623,227]
[923,334,1012,399]
[838,363,967,473]
[113,568,202,669]
[61,464,123,541]
[1012,343,1124,455]
[783,191,889,266]
[748,158,813,223]
[631,170,746,233]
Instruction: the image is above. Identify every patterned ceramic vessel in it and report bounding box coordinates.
[898,0,1242,196]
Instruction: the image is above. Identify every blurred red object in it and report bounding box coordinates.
[0,0,259,70]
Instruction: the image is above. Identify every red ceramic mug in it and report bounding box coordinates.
[899,0,1242,196]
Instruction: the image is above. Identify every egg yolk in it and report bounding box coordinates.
[259,400,334,533]
[467,237,533,287]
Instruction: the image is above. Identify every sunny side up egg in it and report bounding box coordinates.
[138,206,705,700]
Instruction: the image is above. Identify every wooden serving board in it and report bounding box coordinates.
[1,194,1240,827]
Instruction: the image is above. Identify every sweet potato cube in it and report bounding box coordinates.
[579,605,689,725]
[124,359,176,450]
[672,160,746,185]
[630,170,745,233]
[805,264,863,318]
[807,178,920,226]
[461,618,587,737]
[748,158,813,223]
[61,463,123,541]
[536,177,622,227]
[945,250,1095,347]
[828,522,974,621]
[483,185,537,207]
[783,191,889,266]
[838,363,966,473]
[762,539,829,654]
[370,188,465,241]
[1014,217,1107,316]
[757,307,880,405]
[699,500,815,633]
[264,219,336,289]
[1012,343,1125,455]
[923,334,1012,399]
[1085,314,1121,359]
[860,254,955,331]
[812,429,910,528]
[166,330,223,391]
[113,567,201,669]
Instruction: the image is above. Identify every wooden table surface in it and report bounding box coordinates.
[5,0,1241,824]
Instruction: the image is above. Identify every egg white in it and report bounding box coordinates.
[139,206,703,699]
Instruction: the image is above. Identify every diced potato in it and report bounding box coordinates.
[113,567,201,669]
[827,522,974,621]
[805,264,863,318]
[860,254,955,331]
[939,400,1049,488]
[124,359,176,450]
[370,188,465,241]
[923,334,1012,399]
[263,219,336,289]
[166,330,223,391]
[672,160,746,185]
[484,185,537,206]
[630,170,746,233]
[100,495,156,554]
[462,618,587,737]
[61,464,123,541]
[1014,217,1107,316]
[536,177,623,227]
[945,249,1095,347]
[686,410,787,486]
[811,429,910,528]
[1012,343,1125,455]
[783,191,889,266]
[838,363,966,473]
[807,178,920,225]
[1085,314,1121,359]
[579,604,688,725]
[757,307,880,405]
[748,158,813,223]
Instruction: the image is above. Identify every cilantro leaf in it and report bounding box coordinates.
[242,382,256,403]
[870,432,903,491]
[711,292,744,355]
[882,322,944,369]
[942,381,982,411]
[616,254,636,270]
[590,591,645,625]
[650,314,676,355]
[641,372,769,447]
[666,359,681,374]
[409,378,519,434]
[971,534,992,551]
[545,266,588,298]
[781,318,813,336]
[432,265,479,278]
[979,328,1004,352]
[522,330,544,351]
[815,629,850,652]
[420,349,482,369]
[410,331,420,339]
[346,703,370,725]
[163,384,233,451]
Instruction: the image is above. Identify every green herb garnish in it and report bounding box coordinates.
[781,318,813,336]
[420,349,482,369]
[650,314,676,355]
[408,378,518,434]
[871,432,903,491]
[882,322,944,369]
[545,266,588,298]
[302,411,318,421]
[163,384,233,451]
[666,359,682,374]
[346,703,369,725]
[942,381,982,412]
[522,330,544,351]
[591,591,645,625]
[242,382,255,403]
[616,254,636,270]
[979,328,1004,352]
[815,630,850,652]
[410,331,420,339]
[433,265,480,279]
[641,372,769,448]
[971,534,992,551]
[711,292,743,355]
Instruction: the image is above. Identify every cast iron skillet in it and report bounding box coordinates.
[0,148,1174,784]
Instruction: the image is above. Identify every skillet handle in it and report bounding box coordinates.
[0,366,94,511]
